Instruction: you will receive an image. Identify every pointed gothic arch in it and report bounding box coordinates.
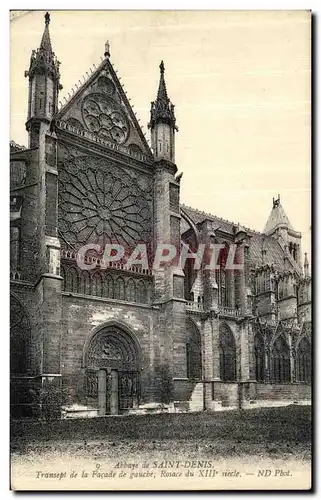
[104,274,114,299]
[126,278,136,303]
[296,337,311,383]
[219,323,236,381]
[83,321,142,414]
[254,333,265,382]
[92,271,103,297]
[186,318,202,380]
[114,276,125,300]
[66,266,79,293]
[137,280,147,303]
[10,293,31,374]
[271,335,291,383]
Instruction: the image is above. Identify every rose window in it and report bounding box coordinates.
[82,93,129,144]
[58,155,152,249]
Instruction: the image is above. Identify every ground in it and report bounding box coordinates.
[11,406,311,490]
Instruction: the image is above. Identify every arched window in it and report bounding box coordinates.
[147,282,153,303]
[127,279,136,302]
[216,244,231,307]
[66,267,78,293]
[114,277,125,300]
[296,338,311,383]
[10,295,31,374]
[186,321,202,379]
[79,270,91,295]
[271,336,291,383]
[92,272,103,297]
[219,326,236,381]
[137,280,147,303]
[254,334,265,382]
[104,275,114,298]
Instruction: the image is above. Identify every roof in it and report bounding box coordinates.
[181,205,237,234]
[181,204,288,272]
[263,196,293,234]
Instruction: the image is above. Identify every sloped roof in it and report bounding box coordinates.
[263,200,293,234]
[248,232,286,271]
[181,204,287,272]
[181,205,236,234]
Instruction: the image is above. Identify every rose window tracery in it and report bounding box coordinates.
[82,93,130,144]
[58,155,152,248]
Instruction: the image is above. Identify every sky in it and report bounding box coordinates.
[10,10,311,260]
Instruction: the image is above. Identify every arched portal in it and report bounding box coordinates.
[85,324,140,415]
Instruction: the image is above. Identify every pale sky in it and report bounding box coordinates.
[10,10,311,260]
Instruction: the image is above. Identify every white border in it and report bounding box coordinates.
[3,2,318,499]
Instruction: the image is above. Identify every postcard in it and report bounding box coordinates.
[10,9,311,491]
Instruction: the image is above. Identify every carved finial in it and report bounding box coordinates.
[104,40,110,58]
[273,194,280,208]
[303,252,309,277]
[45,12,50,27]
[160,60,165,74]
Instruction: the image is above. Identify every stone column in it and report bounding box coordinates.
[152,159,178,303]
[240,320,250,381]
[38,127,63,415]
[289,334,296,383]
[265,344,271,382]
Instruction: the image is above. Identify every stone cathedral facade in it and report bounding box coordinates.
[10,14,311,418]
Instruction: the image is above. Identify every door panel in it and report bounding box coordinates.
[98,369,107,416]
[119,371,140,411]
[110,369,119,415]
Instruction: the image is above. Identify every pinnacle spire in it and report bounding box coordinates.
[148,60,177,131]
[39,12,53,54]
[157,60,168,101]
[25,11,61,84]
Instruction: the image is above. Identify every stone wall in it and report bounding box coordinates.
[60,293,163,403]
[255,383,311,401]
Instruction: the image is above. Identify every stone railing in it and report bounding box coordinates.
[186,301,204,312]
[60,250,153,277]
[218,306,243,317]
[56,120,151,163]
